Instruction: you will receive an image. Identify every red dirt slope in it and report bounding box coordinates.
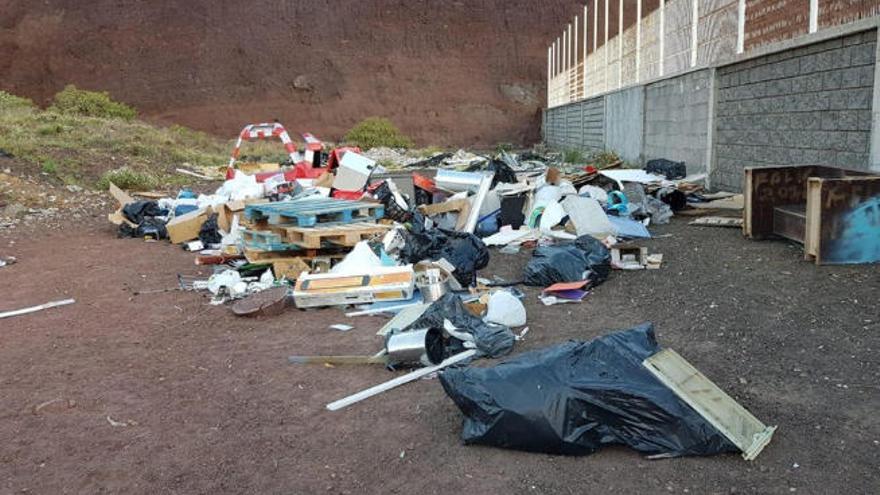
[0,0,585,146]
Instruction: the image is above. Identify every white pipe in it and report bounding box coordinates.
[691,0,699,67]
[547,46,552,106]
[636,0,642,81]
[809,0,818,33]
[583,4,588,96]
[326,349,478,411]
[737,0,745,54]
[0,298,75,320]
[619,0,624,88]
[660,0,665,76]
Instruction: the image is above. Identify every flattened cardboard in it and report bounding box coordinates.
[166,208,209,244]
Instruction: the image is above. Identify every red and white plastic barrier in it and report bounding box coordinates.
[226,123,298,179]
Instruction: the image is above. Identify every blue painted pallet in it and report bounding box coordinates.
[244,198,384,227]
[241,229,303,252]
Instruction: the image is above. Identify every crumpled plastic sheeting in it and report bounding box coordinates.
[399,219,489,287]
[522,235,610,287]
[439,323,739,457]
[122,201,163,225]
[483,290,526,327]
[402,293,514,359]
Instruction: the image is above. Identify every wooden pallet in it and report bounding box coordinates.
[272,222,391,249]
[241,229,301,251]
[244,198,384,227]
[243,248,348,263]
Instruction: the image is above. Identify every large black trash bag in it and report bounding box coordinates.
[574,235,611,285]
[646,158,686,180]
[403,292,514,358]
[122,200,163,225]
[199,213,222,245]
[399,218,489,287]
[522,235,610,287]
[522,245,588,286]
[118,217,168,240]
[439,323,738,457]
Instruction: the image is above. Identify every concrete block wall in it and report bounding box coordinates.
[712,30,877,190]
[581,96,605,151]
[604,86,645,163]
[644,69,713,175]
[545,24,880,191]
[544,97,605,152]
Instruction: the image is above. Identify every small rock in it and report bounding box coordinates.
[66,185,83,193]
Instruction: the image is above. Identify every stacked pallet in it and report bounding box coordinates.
[240,198,389,278]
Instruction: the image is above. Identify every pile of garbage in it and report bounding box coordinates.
[105,129,770,461]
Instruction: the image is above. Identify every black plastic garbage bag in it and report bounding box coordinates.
[522,245,588,286]
[523,235,610,287]
[122,200,163,225]
[573,235,611,284]
[400,227,489,287]
[199,213,222,245]
[439,323,738,457]
[403,292,514,358]
[118,217,168,240]
[646,158,686,180]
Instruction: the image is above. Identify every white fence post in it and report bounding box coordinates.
[691,0,699,67]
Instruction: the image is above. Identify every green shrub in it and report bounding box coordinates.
[37,124,66,135]
[589,150,621,168]
[343,117,413,150]
[563,149,585,164]
[495,142,514,154]
[50,85,136,120]
[41,159,58,175]
[96,167,158,191]
[0,91,35,110]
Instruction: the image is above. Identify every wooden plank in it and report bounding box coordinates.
[243,248,346,263]
[273,222,391,249]
[743,168,754,237]
[690,194,743,210]
[643,349,776,461]
[689,216,743,228]
[804,178,822,261]
[772,204,806,243]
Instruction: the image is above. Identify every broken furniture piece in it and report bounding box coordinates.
[744,165,880,264]
[643,349,776,461]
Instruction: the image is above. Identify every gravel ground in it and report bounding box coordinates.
[0,216,878,494]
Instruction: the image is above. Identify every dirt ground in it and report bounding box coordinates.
[1,216,878,494]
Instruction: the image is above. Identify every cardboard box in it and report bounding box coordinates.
[611,246,648,270]
[293,265,414,308]
[215,198,268,232]
[166,207,209,244]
